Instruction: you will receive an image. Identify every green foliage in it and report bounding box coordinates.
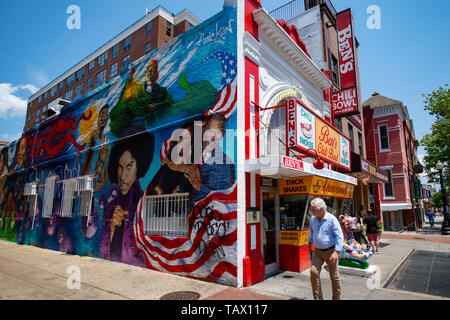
[431,191,446,209]
[420,84,450,186]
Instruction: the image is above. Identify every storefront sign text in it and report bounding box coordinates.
[285,98,351,170]
[282,156,304,172]
[332,87,359,117]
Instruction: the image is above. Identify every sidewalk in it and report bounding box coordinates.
[382,213,450,244]
[1,219,449,300]
[0,240,277,300]
[245,226,450,300]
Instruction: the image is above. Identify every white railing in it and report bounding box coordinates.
[61,179,77,217]
[42,176,57,218]
[60,175,94,218]
[143,193,190,237]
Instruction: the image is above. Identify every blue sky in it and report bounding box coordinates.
[0,0,448,183]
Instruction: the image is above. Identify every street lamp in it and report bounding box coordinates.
[436,161,450,235]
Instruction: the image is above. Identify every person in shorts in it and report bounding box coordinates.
[364,209,380,254]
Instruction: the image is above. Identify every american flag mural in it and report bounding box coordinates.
[133,182,237,284]
[1,2,239,287]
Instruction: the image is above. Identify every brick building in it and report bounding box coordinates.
[24,6,200,131]
[363,92,422,231]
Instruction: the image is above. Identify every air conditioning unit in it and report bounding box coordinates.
[42,98,71,119]
[24,182,39,196]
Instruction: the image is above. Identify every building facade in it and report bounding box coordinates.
[24,6,201,131]
[2,0,365,288]
[271,0,388,218]
[363,92,421,231]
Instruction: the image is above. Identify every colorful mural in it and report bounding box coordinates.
[0,3,238,285]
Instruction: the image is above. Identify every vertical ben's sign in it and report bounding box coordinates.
[332,9,359,118]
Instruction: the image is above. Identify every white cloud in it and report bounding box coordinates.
[0,132,21,143]
[0,83,39,118]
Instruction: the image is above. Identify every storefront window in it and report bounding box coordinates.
[321,196,338,216]
[280,194,309,231]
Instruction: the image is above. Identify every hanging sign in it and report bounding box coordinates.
[332,87,358,117]
[286,98,351,170]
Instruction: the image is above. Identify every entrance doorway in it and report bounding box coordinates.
[261,188,280,275]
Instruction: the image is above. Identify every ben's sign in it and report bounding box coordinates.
[332,9,360,118]
[285,98,351,171]
[337,9,356,89]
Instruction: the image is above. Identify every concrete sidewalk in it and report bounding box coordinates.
[246,234,450,300]
[1,221,449,300]
[0,240,279,300]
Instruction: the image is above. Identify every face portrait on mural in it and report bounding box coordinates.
[0,147,8,175]
[101,131,153,263]
[2,190,16,220]
[145,60,159,86]
[16,137,27,169]
[98,105,109,132]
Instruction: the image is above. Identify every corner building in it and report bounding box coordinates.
[1,0,360,287]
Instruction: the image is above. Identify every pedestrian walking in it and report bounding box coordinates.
[357,211,371,250]
[308,198,344,300]
[426,207,435,228]
[363,209,380,254]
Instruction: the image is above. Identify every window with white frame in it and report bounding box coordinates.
[166,21,172,37]
[76,67,85,81]
[97,52,108,67]
[112,44,119,59]
[50,86,57,98]
[88,61,95,73]
[384,169,394,198]
[96,69,107,88]
[142,193,190,237]
[65,89,73,101]
[86,77,93,92]
[379,125,390,151]
[43,176,57,218]
[67,74,75,88]
[124,35,132,51]
[111,62,118,78]
[74,83,84,100]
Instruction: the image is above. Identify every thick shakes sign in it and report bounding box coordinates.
[286,98,351,170]
[332,9,359,118]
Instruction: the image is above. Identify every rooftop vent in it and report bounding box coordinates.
[372,91,380,96]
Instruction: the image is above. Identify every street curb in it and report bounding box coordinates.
[381,248,415,289]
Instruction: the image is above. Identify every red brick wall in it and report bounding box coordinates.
[25,14,193,131]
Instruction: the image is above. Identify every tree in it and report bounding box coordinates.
[420,84,450,187]
[431,191,443,209]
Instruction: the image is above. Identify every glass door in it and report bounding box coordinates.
[261,188,279,275]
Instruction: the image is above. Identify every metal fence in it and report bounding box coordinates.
[269,0,337,22]
[42,176,57,218]
[143,193,190,237]
[269,0,305,22]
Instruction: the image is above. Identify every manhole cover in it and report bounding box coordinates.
[160,291,201,300]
